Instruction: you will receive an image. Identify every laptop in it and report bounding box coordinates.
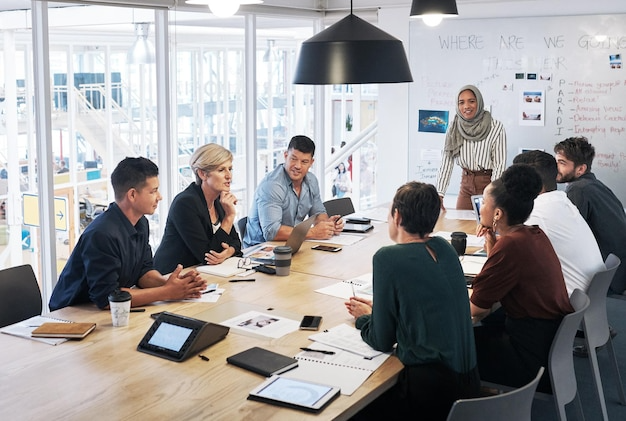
[243,215,318,264]
[470,195,483,225]
[470,195,487,256]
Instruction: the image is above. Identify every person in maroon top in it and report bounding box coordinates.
[470,164,573,393]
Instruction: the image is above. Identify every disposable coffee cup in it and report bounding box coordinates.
[273,245,292,276]
[108,289,132,327]
[450,231,468,256]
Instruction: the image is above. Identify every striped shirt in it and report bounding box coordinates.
[436,119,507,195]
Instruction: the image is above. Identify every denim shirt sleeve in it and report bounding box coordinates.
[257,177,289,241]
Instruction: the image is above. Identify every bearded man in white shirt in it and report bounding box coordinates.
[513,150,604,296]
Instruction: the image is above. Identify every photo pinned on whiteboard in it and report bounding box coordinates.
[610,54,622,69]
[418,110,449,134]
[519,90,545,127]
[515,72,525,79]
[539,73,552,81]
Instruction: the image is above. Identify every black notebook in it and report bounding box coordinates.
[227,346,298,377]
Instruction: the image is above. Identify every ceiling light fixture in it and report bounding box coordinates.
[293,0,413,85]
[410,0,458,27]
[185,0,263,18]
[127,23,155,65]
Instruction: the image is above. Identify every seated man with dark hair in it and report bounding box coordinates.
[554,137,626,295]
[244,135,344,248]
[50,157,206,311]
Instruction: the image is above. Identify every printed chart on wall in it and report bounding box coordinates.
[408,14,626,204]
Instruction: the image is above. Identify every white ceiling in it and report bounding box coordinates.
[1,1,625,21]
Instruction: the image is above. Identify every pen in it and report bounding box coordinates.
[350,281,357,298]
[300,347,335,355]
[202,289,217,294]
[229,279,256,282]
[130,308,146,312]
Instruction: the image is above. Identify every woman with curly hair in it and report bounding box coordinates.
[470,163,573,392]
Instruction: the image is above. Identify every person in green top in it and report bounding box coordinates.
[346,181,479,420]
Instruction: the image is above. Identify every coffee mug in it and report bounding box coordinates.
[450,231,467,256]
[273,245,292,276]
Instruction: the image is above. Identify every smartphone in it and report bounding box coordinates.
[299,315,323,330]
[311,245,342,252]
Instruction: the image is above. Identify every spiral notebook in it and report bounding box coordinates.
[282,343,390,395]
[0,315,73,345]
[308,323,383,359]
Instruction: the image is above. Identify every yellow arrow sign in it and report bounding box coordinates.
[22,194,69,231]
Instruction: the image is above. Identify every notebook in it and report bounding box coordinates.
[227,346,299,377]
[31,322,96,339]
[0,315,73,345]
[244,215,317,264]
[196,257,246,277]
[342,223,373,233]
[284,343,391,395]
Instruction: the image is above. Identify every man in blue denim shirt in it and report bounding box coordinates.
[50,157,206,311]
[244,135,344,247]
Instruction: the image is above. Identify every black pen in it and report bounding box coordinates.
[229,278,256,282]
[300,347,335,355]
[202,289,217,294]
[130,308,146,312]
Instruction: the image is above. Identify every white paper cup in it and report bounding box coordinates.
[108,290,132,327]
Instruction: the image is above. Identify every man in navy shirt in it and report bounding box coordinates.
[50,157,206,311]
[555,137,626,295]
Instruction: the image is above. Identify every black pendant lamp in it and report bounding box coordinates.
[293,1,413,85]
[410,0,458,27]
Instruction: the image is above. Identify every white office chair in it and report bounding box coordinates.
[480,289,590,421]
[447,367,544,421]
[580,253,626,421]
[549,288,590,421]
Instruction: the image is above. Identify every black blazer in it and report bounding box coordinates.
[154,183,242,273]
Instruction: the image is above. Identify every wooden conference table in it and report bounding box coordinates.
[0,212,476,421]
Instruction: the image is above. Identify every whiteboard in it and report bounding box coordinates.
[408,14,626,204]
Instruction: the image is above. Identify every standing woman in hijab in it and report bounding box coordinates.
[436,85,507,210]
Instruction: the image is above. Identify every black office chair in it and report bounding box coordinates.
[0,264,43,328]
[237,216,248,240]
[323,197,355,217]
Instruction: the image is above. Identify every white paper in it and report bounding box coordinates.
[309,323,383,359]
[315,274,374,301]
[460,255,488,276]
[184,288,225,303]
[220,310,300,339]
[306,233,366,246]
[443,209,477,221]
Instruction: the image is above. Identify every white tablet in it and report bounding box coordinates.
[247,375,340,413]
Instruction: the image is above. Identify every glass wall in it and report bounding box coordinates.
[0,2,380,302]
